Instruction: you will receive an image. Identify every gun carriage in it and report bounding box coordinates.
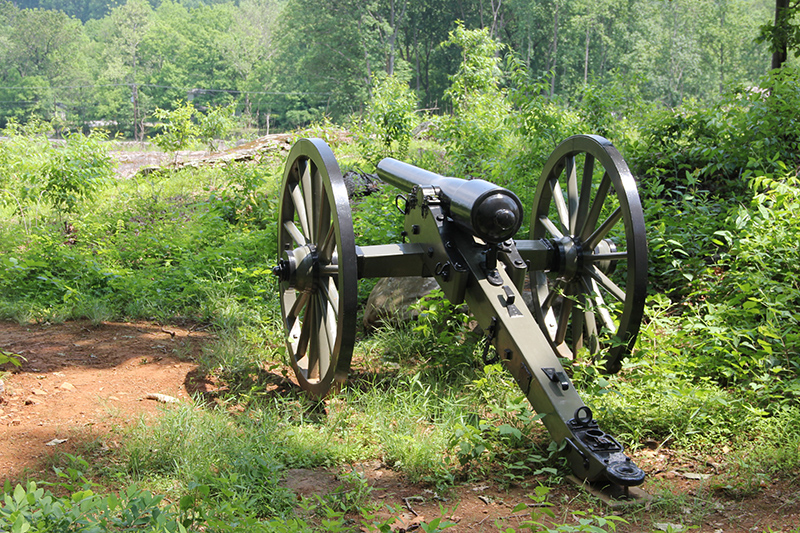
[272,135,648,491]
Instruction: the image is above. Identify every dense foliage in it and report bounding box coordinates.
[0,0,787,135]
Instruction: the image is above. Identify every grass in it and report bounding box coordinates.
[3,136,800,531]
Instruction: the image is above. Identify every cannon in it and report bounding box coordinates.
[272,135,648,490]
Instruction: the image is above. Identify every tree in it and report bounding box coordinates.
[438,23,510,177]
[0,3,90,126]
[94,0,153,139]
[218,0,282,129]
[2,7,83,81]
[38,0,121,22]
[276,0,385,122]
[400,0,461,108]
[760,0,800,68]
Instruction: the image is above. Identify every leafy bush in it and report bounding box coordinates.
[0,119,114,223]
[0,153,277,325]
[153,100,237,154]
[152,101,198,154]
[629,65,800,197]
[681,174,800,396]
[1,480,188,533]
[356,74,419,164]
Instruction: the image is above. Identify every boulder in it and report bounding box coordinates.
[363,277,440,330]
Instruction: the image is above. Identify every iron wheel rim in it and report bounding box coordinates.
[530,135,647,373]
[277,138,357,397]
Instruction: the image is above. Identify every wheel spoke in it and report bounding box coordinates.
[317,291,336,375]
[566,155,579,233]
[580,171,611,241]
[551,176,570,234]
[539,216,564,239]
[291,294,313,363]
[571,295,585,353]
[554,291,574,345]
[591,251,627,262]
[302,294,319,379]
[288,315,305,356]
[314,168,330,244]
[287,289,310,321]
[578,278,601,353]
[290,183,311,238]
[283,220,307,246]
[576,154,595,234]
[301,159,315,241]
[586,207,622,250]
[583,308,599,353]
[541,278,566,314]
[587,278,617,333]
[586,265,626,303]
[319,276,340,318]
[318,222,336,263]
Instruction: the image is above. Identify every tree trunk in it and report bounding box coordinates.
[584,24,590,85]
[550,4,559,97]
[772,0,790,69]
[414,28,420,93]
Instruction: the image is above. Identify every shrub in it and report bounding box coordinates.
[356,74,419,164]
[629,65,800,198]
[0,119,114,223]
[437,23,509,179]
[152,100,237,154]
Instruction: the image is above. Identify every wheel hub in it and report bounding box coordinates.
[273,245,319,292]
[553,237,617,282]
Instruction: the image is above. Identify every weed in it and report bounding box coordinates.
[499,485,628,532]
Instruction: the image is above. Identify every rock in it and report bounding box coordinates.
[59,382,76,391]
[145,393,180,403]
[342,170,380,198]
[31,388,47,396]
[24,396,44,405]
[363,277,440,330]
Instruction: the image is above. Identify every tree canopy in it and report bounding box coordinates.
[0,0,784,134]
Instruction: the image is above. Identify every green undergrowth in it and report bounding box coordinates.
[4,61,800,529]
[0,153,282,328]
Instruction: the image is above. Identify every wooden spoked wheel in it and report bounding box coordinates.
[274,138,357,397]
[530,135,647,373]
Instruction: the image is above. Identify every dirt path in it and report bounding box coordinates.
[0,320,210,476]
[1,320,798,532]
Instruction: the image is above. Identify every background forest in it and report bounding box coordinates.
[0,0,784,134]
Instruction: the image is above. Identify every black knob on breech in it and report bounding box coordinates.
[473,192,523,243]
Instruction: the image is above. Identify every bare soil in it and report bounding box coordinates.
[1,320,799,532]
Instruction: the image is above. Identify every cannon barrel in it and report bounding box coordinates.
[377,158,523,243]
